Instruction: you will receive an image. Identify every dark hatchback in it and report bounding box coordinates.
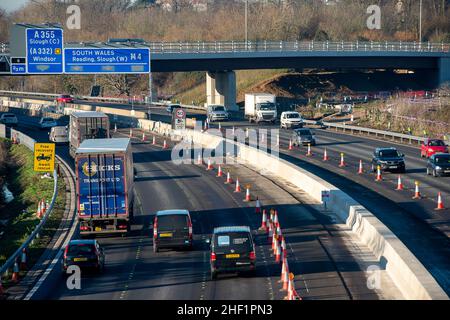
[152,210,193,252]
[371,147,406,173]
[292,128,316,146]
[209,226,256,280]
[427,153,450,177]
[62,240,105,274]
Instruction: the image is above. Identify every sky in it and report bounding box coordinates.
[0,0,30,12]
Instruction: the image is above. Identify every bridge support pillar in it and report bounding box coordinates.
[206,71,237,111]
[438,58,450,87]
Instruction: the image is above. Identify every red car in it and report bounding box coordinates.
[56,94,74,103]
[420,139,448,158]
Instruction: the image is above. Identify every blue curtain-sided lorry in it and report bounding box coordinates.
[75,138,134,237]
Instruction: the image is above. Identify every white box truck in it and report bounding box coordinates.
[245,93,277,123]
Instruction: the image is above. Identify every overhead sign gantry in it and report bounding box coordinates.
[8,23,151,75]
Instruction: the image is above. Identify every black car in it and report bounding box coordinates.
[209,226,256,280]
[292,128,316,146]
[62,240,105,274]
[371,147,406,173]
[427,153,450,177]
[152,210,193,252]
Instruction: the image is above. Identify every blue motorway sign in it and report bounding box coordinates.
[26,28,64,74]
[64,48,150,74]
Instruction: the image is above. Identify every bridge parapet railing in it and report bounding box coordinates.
[148,41,450,54]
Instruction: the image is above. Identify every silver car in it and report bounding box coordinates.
[207,105,229,122]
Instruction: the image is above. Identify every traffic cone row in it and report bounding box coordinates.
[36,199,46,219]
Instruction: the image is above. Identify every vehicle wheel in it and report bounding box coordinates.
[433,170,438,177]
[210,271,217,280]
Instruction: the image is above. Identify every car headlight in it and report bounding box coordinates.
[379,160,387,164]
[435,166,442,170]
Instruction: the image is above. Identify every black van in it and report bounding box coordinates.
[152,210,193,252]
[209,226,256,280]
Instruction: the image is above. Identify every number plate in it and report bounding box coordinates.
[74,257,88,262]
[226,254,240,259]
[389,166,397,169]
[159,233,173,238]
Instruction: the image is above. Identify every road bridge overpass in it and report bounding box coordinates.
[1,40,450,110]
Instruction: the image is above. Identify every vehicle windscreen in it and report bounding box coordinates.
[429,140,445,147]
[214,232,252,252]
[435,155,450,164]
[297,129,311,136]
[379,150,400,158]
[68,244,95,255]
[258,103,275,111]
[213,106,225,112]
[157,214,188,231]
[286,113,300,119]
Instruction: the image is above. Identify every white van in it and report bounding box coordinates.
[49,126,69,144]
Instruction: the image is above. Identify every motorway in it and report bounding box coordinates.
[2,113,406,300]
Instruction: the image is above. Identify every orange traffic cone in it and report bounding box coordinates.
[197,153,202,165]
[244,187,251,202]
[259,209,268,231]
[20,248,27,270]
[217,165,223,177]
[36,201,41,218]
[412,181,421,199]
[288,139,293,150]
[272,231,277,253]
[396,175,404,190]
[281,235,287,258]
[273,210,279,228]
[275,240,281,263]
[323,148,329,161]
[284,273,295,300]
[207,157,213,170]
[234,178,241,192]
[129,128,133,138]
[375,166,382,181]
[358,160,364,174]
[306,144,312,156]
[225,171,233,184]
[141,132,146,142]
[255,197,261,214]
[163,140,168,149]
[339,153,346,167]
[268,222,273,244]
[435,192,445,210]
[11,258,20,283]
[152,135,156,145]
[281,258,289,291]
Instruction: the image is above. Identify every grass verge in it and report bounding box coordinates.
[0,139,66,287]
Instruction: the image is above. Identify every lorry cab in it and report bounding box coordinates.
[49,126,69,144]
[152,210,193,252]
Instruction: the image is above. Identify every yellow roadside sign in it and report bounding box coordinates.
[33,143,55,172]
